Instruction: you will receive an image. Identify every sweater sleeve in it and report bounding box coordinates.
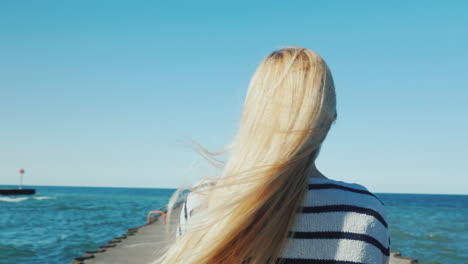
[373,199,390,264]
[382,210,391,264]
[176,190,202,238]
[177,193,191,238]
[176,180,216,238]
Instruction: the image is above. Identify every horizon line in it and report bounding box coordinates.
[1,183,467,196]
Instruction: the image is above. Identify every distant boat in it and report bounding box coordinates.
[0,188,36,195]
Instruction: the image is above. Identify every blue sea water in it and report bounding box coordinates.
[1,186,467,264]
[0,185,175,264]
[379,193,468,264]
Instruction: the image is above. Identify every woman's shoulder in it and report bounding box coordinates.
[309,177,372,191]
[299,177,390,262]
[184,179,216,213]
[307,177,387,215]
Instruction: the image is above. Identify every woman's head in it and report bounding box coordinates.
[232,47,337,172]
[158,47,337,264]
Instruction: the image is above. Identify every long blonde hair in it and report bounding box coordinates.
[157,46,337,264]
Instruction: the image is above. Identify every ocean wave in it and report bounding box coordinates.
[34,196,55,200]
[0,196,55,202]
[0,197,29,202]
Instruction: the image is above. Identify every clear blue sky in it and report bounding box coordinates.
[1,1,467,194]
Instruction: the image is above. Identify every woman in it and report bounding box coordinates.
[157,47,390,264]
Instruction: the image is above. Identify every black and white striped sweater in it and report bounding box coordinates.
[178,177,390,264]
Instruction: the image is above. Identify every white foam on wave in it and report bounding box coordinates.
[0,197,29,202]
[34,196,55,200]
[0,196,55,202]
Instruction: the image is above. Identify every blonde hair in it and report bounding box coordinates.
[156,46,337,264]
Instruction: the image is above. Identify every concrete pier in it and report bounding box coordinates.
[73,204,424,264]
[0,188,35,195]
[72,205,181,264]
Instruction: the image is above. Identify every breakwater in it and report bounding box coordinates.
[72,204,181,264]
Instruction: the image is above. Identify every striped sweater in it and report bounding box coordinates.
[178,177,390,264]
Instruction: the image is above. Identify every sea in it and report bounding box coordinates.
[1,186,467,264]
